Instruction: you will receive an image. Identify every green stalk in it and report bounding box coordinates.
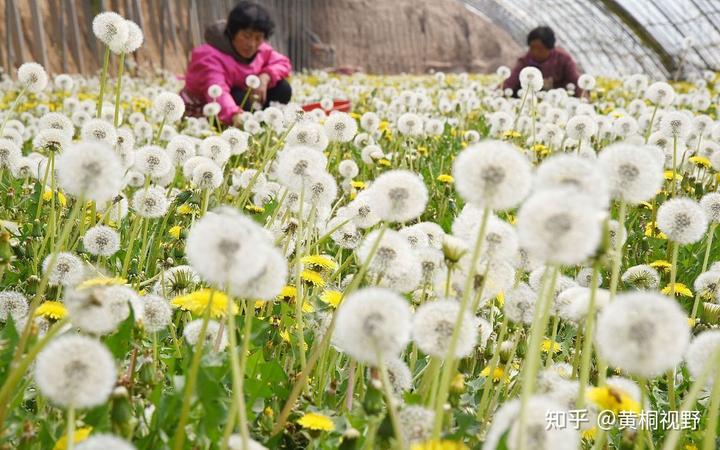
[378,353,404,450]
[236,301,255,449]
[172,290,215,450]
[577,260,601,408]
[661,349,720,450]
[121,216,143,278]
[113,52,126,127]
[0,86,28,134]
[97,46,111,118]
[702,358,720,450]
[66,406,76,450]
[476,315,509,419]
[431,207,491,438]
[517,266,559,450]
[668,242,679,298]
[692,222,717,320]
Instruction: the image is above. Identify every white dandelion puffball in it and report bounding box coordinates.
[565,115,598,141]
[577,73,596,90]
[199,136,232,165]
[166,135,197,166]
[645,81,676,107]
[228,435,267,450]
[519,66,543,92]
[192,160,223,190]
[115,19,144,54]
[183,319,227,350]
[65,285,134,335]
[153,92,185,122]
[35,334,116,408]
[598,143,664,204]
[412,299,477,358]
[453,140,532,210]
[397,112,424,136]
[76,434,136,450]
[139,295,173,333]
[83,225,121,257]
[232,248,287,301]
[246,74,261,89]
[131,186,169,218]
[81,118,117,146]
[517,189,603,265]
[659,111,691,140]
[56,141,123,203]
[700,192,720,223]
[17,62,48,93]
[333,287,412,365]
[92,11,129,48]
[483,396,580,450]
[399,405,435,444]
[276,146,328,190]
[186,208,272,291]
[0,138,21,171]
[496,65,511,80]
[534,154,609,209]
[685,331,720,386]
[657,198,708,245]
[0,291,28,324]
[42,252,84,286]
[222,128,249,155]
[207,84,223,99]
[595,292,690,378]
[621,264,660,290]
[367,169,428,222]
[324,112,358,142]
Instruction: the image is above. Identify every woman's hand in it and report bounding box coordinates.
[253,73,271,104]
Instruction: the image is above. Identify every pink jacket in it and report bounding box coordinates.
[183,42,292,124]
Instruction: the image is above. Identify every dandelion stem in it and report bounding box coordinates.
[692,222,717,320]
[577,260,601,408]
[113,52,126,127]
[97,46,111,118]
[702,355,720,450]
[66,406,76,450]
[172,289,215,450]
[378,353,405,450]
[669,242,679,298]
[432,206,491,439]
[0,86,27,135]
[517,266,559,450]
[476,314,509,420]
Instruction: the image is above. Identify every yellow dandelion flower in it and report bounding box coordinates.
[302,255,338,271]
[35,301,67,320]
[586,385,641,414]
[171,289,238,318]
[687,317,697,327]
[244,204,265,214]
[76,277,127,289]
[502,130,521,139]
[661,283,693,297]
[278,285,297,300]
[168,225,182,239]
[43,190,67,207]
[319,290,343,308]
[650,260,672,272]
[417,146,429,155]
[301,270,326,287]
[541,339,561,353]
[280,329,291,343]
[302,301,315,313]
[351,180,366,189]
[436,174,454,184]
[411,440,469,450]
[177,204,194,215]
[640,201,653,209]
[379,121,390,132]
[495,292,505,307]
[581,427,598,440]
[644,222,667,239]
[480,366,507,383]
[297,412,335,432]
[689,156,711,168]
[531,143,549,156]
[684,444,698,450]
[264,406,274,418]
[379,158,392,167]
[53,427,92,450]
[664,170,682,181]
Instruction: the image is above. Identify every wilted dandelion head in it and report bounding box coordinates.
[453,140,532,210]
[657,198,708,245]
[595,292,690,378]
[333,287,412,365]
[399,405,435,444]
[35,334,116,408]
[0,291,28,324]
[367,170,428,223]
[183,319,227,350]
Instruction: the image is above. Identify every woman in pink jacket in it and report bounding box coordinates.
[182,1,292,125]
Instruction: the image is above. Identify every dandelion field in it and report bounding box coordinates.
[3,12,720,450]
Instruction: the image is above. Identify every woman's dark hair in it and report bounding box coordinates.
[527,26,555,49]
[225,1,275,39]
